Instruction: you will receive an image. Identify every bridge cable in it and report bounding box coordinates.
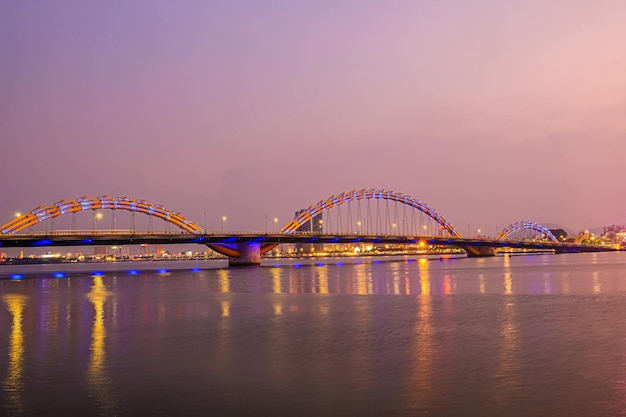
[347,201,353,234]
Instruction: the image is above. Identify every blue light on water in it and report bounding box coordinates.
[127,270,140,275]
[156,269,170,275]
[34,239,52,246]
[315,262,325,267]
[91,271,105,277]
[81,239,93,244]
[374,260,381,264]
[52,272,66,278]
[190,268,202,273]
[10,274,24,280]
[355,260,363,265]
[293,264,302,268]
[337,262,343,266]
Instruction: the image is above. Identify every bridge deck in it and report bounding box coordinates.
[0,232,618,253]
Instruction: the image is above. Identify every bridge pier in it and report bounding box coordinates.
[463,246,496,257]
[229,243,261,267]
[207,243,262,267]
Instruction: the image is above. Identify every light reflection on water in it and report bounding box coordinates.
[2,252,626,416]
[3,294,27,416]
[86,276,117,416]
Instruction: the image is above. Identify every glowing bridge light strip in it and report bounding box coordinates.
[497,220,558,242]
[281,188,462,238]
[0,195,203,235]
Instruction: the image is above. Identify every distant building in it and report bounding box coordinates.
[602,225,626,243]
[295,210,323,253]
[93,246,108,256]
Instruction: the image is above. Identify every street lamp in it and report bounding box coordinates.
[357,221,361,235]
[222,216,227,233]
[274,218,278,234]
[95,212,103,233]
[15,212,21,218]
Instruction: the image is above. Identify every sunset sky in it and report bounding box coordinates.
[1,1,625,237]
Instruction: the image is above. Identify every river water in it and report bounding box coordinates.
[2,252,626,416]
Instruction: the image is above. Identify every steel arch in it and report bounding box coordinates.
[1,195,203,235]
[574,232,590,244]
[497,220,558,242]
[281,188,461,237]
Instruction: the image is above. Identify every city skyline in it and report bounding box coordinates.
[2,1,625,235]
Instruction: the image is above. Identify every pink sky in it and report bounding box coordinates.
[1,0,625,237]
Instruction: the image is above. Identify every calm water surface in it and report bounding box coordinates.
[2,252,626,416]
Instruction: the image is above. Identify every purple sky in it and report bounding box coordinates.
[1,1,625,236]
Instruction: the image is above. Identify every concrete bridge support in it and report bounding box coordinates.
[463,246,496,257]
[207,243,262,267]
[229,243,262,266]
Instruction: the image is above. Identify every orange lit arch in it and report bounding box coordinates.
[497,220,558,242]
[282,188,461,237]
[1,195,203,235]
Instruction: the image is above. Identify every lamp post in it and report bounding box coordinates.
[222,216,227,233]
[274,218,278,234]
[94,212,103,233]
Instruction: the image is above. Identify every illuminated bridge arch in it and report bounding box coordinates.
[497,220,558,242]
[281,188,462,237]
[574,231,590,244]
[0,195,204,235]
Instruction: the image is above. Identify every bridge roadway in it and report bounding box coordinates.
[0,232,617,261]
